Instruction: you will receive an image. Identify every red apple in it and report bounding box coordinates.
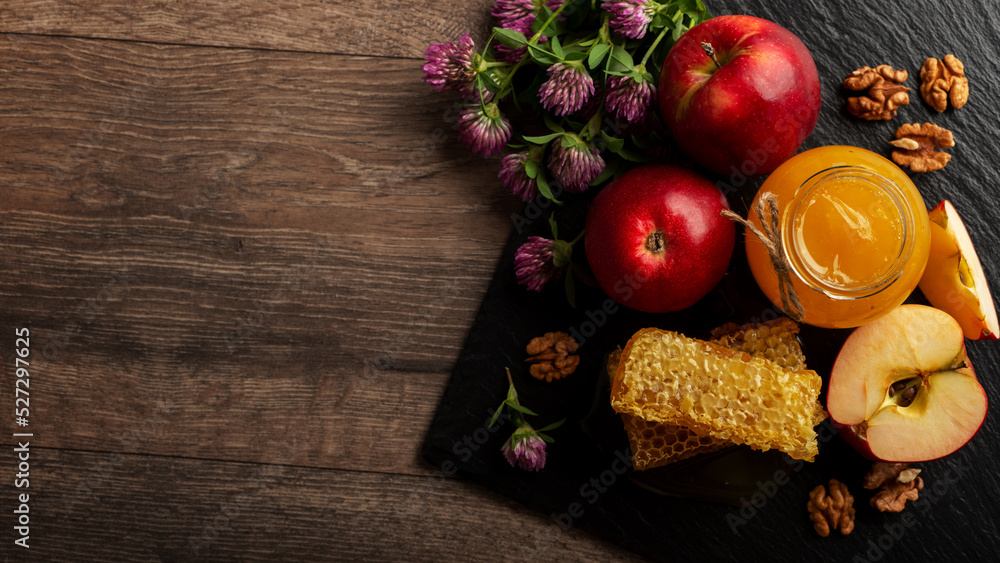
[658,15,821,177]
[827,304,988,462]
[584,164,735,313]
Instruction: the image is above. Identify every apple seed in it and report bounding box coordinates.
[887,376,921,408]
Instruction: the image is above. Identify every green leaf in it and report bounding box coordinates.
[522,132,563,145]
[524,159,539,179]
[531,6,567,36]
[535,171,562,204]
[563,51,587,62]
[587,43,610,70]
[548,213,559,239]
[650,12,675,31]
[550,35,565,59]
[528,44,561,66]
[492,27,529,49]
[617,146,652,163]
[671,11,687,41]
[506,402,539,417]
[577,38,596,47]
[559,133,583,149]
[677,0,709,18]
[600,131,625,153]
[478,71,503,94]
[538,433,556,444]
[488,405,505,428]
[609,45,635,74]
[542,113,565,134]
[505,381,518,404]
[536,419,566,433]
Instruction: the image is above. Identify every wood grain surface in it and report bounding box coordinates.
[0,0,495,57]
[0,2,628,560]
[4,0,997,561]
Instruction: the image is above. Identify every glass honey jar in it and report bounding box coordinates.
[745,146,931,328]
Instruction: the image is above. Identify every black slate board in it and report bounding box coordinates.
[423,1,1000,560]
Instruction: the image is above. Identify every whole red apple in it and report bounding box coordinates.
[658,15,821,177]
[584,164,735,313]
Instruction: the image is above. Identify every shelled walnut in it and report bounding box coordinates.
[808,479,855,537]
[843,65,910,120]
[890,122,955,172]
[863,461,925,513]
[525,331,579,382]
[871,477,924,512]
[920,54,969,111]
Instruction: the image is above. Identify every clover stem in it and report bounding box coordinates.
[640,25,671,67]
[530,2,571,43]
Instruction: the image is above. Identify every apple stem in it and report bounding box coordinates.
[701,42,721,69]
[645,231,666,255]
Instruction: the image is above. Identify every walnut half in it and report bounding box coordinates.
[525,331,579,382]
[871,476,924,513]
[864,461,925,513]
[920,54,969,112]
[843,65,910,120]
[890,122,955,172]
[808,479,856,537]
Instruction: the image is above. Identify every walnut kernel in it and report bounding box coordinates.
[920,54,968,111]
[843,65,910,120]
[863,461,911,490]
[807,479,855,537]
[525,331,579,382]
[890,122,955,172]
[871,476,924,513]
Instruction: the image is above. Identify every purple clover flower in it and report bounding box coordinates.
[547,134,605,193]
[538,62,595,116]
[423,34,480,99]
[491,0,537,33]
[602,0,657,40]
[498,150,540,201]
[501,424,548,471]
[605,70,656,124]
[514,236,566,291]
[458,103,512,158]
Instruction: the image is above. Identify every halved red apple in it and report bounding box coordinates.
[919,200,999,340]
[827,304,988,462]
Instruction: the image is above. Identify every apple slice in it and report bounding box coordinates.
[919,200,999,340]
[827,304,988,462]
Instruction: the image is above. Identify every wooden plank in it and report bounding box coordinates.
[0,0,493,57]
[0,449,644,561]
[0,35,524,474]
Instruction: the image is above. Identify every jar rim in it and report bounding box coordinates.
[782,165,916,300]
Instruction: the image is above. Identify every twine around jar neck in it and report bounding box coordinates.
[722,193,806,322]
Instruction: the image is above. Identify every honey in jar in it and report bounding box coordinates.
[745,146,930,328]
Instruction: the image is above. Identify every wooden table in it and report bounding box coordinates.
[0,1,646,560]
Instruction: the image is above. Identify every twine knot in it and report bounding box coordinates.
[722,193,805,322]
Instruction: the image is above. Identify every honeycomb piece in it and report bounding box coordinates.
[621,414,729,470]
[710,317,807,371]
[611,328,825,462]
[618,318,814,470]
